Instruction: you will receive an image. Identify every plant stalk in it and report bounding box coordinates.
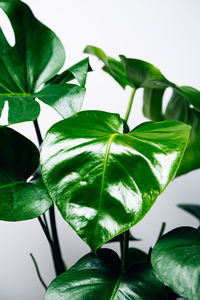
[121,230,129,273]
[124,87,136,123]
[33,119,65,276]
[30,253,47,290]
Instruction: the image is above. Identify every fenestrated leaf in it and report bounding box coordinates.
[0,1,89,125]
[178,204,200,222]
[44,249,167,300]
[165,90,200,176]
[35,84,86,119]
[40,110,190,250]
[84,45,132,88]
[0,127,52,221]
[151,227,200,300]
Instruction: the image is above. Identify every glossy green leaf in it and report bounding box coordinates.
[0,127,52,221]
[178,204,200,222]
[143,88,165,121]
[151,226,200,300]
[46,58,91,87]
[0,1,88,125]
[0,0,64,124]
[165,90,200,176]
[84,46,132,88]
[120,55,169,89]
[44,249,167,300]
[40,110,190,250]
[35,84,86,119]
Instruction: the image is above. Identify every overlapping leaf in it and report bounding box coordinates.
[0,127,52,221]
[40,110,190,250]
[0,1,88,125]
[44,249,167,300]
[84,46,132,88]
[151,227,200,300]
[85,46,200,176]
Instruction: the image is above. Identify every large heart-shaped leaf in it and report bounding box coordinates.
[84,46,132,88]
[151,227,200,300]
[44,249,167,300]
[40,110,190,250]
[0,127,52,221]
[0,1,88,125]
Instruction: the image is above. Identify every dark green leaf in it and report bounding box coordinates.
[120,55,169,89]
[151,226,200,300]
[165,90,200,176]
[143,88,165,121]
[44,249,167,300]
[84,45,132,88]
[127,248,147,268]
[178,204,200,222]
[40,110,190,250]
[0,127,52,221]
[35,84,86,119]
[106,231,140,244]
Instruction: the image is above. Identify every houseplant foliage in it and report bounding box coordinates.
[1,1,200,300]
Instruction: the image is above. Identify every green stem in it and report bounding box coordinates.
[49,205,64,272]
[38,216,64,275]
[121,230,129,273]
[33,119,65,276]
[124,87,136,123]
[30,253,47,290]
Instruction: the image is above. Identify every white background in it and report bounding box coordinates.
[0,0,200,299]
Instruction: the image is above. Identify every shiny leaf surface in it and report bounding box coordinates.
[46,58,90,87]
[40,110,190,250]
[143,87,165,121]
[35,84,86,119]
[0,127,52,221]
[84,46,132,88]
[0,0,64,124]
[178,204,200,222]
[44,249,167,300]
[151,227,200,300]
[0,1,88,124]
[120,55,169,89]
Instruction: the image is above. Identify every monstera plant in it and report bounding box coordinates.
[1,1,200,300]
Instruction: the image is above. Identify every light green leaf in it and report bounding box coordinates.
[40,110,190,250]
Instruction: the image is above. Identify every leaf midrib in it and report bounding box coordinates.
[0,180,25,190]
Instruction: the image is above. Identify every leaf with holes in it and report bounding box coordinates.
[0,127,52,221]
[40,110,190,250]
[44,249,167,300]
[0,1,88,125]
[151,227,200,300]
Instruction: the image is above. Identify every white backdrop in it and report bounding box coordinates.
[0,0,200,299]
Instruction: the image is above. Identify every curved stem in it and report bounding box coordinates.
[121,230,129,273]
[30,253,47,290]
[124,87,136,123]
